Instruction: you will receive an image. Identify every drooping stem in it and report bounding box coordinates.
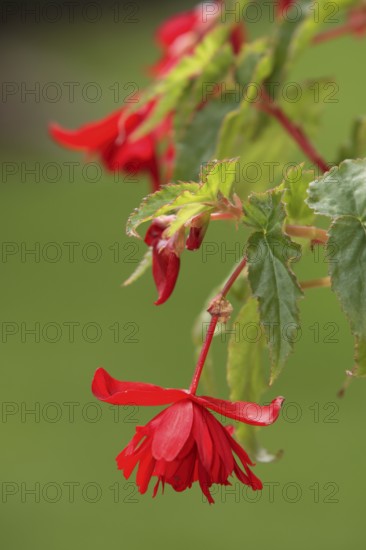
[256,90,330,173]
[189,316,219,395]
[300,276,331,290]
[189,256,248,394]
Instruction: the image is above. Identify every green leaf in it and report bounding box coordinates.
[282,164,315,225]
[327,219,366,375]
[235,38,274,93]
[216,39,274,159]
[338,116,366,163]
[174,99,238,182]
[173,42,234,141]
[243,188,285,231]
[227,297,280,462]
[201,157,239,199]
[307,158,366,375]
[244,189,303,382]
[131,26,232,140]
[126,182,200,237]
[307,158,366,219]
[122,248,152,287]
[267,0,356,89]
[127,160,240,238]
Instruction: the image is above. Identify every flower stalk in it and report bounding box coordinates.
[189,256,248,394]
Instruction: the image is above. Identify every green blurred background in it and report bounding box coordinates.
[1,1,366,548]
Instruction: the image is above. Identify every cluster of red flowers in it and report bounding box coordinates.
[51,4,285,502]
[50,4,245,306]
[50,4,244,192]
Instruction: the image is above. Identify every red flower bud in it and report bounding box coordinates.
[145,217,183,305]
[186,212,210,251]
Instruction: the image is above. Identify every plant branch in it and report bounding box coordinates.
[300,276,331,290]
[189,256,247,394]
[313,10,366,45]
[255,90,330,173]
[285,224,328,243]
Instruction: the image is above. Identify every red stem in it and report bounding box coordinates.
[256,90,330,173]
[189,256,247,394]
[313,11,366,44]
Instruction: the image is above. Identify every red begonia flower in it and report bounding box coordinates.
[92,367,284,503]
[144,216,184,305]
[151,5,245,76]
[49,101,170,191]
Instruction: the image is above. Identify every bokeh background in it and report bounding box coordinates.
[1,1,366,548]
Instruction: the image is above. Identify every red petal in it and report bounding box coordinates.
[49,110,122,152]
[91,367,188,406]
[155,10,198,47]
[152,247,180,305]
[192,395,285,426]
[192,405,213,472]
[152,400,193,461]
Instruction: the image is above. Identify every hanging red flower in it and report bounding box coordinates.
[49,101,172,191]
[92,367,284,503]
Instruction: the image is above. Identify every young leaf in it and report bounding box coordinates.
[282,164,315,225]
[127,160,240,238]
[307,158,366,375]
[123,248,152,287]
[227,297,281,462]
[126,182,200,238]
[174,99,238,182]
[244,189,303,382]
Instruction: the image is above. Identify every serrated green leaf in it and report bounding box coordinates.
[227,297,279,462]
[307,158,366,375]
[243,188,284,231]
[245,190,303,381]
[202,157,239,198]
[282,165,315,225]
[216,39,274,159]
[327,218,366,375]
[131,26,231,140]
[166,204,213,236]
[126,182,200,237]
[127,159,240,238]
[307,158,366,220]
[122,248,152,286]
[174,99,238,182]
